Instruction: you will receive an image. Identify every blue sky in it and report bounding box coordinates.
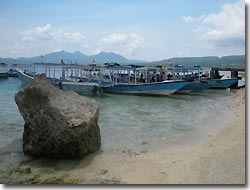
[0,0,245,61]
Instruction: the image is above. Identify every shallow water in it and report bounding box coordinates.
[0,78,24,148]
[98,89,235,151]
[0,77,237,173]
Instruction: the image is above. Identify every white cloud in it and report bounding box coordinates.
[10,26,145,58]
[99,32,144,56]
[100,33,128,44]
[197,0,245,46]
[127,33,144,55]
[53,30,86,43]
[21,24,53,41]
[182,14,205,22]
[21,24,87,44]
[14,24,89,56]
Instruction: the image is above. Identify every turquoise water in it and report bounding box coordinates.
[0,78,24,148]
[99,90,235,150]
[0,77,236,152]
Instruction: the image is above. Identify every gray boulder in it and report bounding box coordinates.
[15,74,101,158]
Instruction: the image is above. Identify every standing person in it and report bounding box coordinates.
[61,59,65,79]
[60,59,65,65]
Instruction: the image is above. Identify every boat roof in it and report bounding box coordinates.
[173,65,202,71]
[33,63,104,71]
[136,66,161,71]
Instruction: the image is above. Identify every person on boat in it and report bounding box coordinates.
[160,75,164,81]
[60,59,65,65]
[204,71,209,78]
[61,59,65,78]
[167,73,173,80]
[150,76,156,83]
[157,74,162,82]
[202,71,209,78]
[139,74,145,83]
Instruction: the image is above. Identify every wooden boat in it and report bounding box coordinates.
[207,78,238,89]
[102,80,188,95]
[16,69,33,83]
[16,69,99,95]
[179,78,238,91]
[101,66,188,95]
[169,65,238,92]
[0,63,8,78]
[0,71,8,78]
[7,69,17,77]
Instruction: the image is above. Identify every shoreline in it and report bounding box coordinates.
[72,88,245,184]
[0,88,245,184]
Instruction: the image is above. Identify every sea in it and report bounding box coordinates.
[0,73,241,176]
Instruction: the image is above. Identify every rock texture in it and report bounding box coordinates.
[15,74,101,158]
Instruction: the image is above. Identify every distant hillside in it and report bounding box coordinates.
[146,55,245,69]
[0,52,245,69]
[0,50,146,65]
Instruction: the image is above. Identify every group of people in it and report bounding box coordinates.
[138,73,173,83]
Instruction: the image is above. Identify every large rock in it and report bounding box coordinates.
[15,74,101,158]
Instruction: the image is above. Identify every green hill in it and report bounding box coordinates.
[145,55,245,69]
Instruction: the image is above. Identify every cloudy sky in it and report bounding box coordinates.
[0,0,245,61]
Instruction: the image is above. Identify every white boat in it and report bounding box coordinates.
[16,69,99,95]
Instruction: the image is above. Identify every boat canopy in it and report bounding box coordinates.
[106,66,136,71]
[173,65,203,72]
[33,62,103,71]
[136,66,161,71]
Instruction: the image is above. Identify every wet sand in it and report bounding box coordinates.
[0,89,245,184]
[71,88,245,184]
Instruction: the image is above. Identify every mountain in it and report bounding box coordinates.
[88,51,144,64]
[0,51,146,65]
[0,51,245,69]
[145,55,245,69]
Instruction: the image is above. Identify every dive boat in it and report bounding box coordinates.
[169,65,238,92]
[101,66,188,95]
[16,68,99,95]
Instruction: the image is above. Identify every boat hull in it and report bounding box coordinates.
[0,72,8,78]
[52,82,99,95]
[102,81,188,95]
[16,69,99,95]
[208,78,238,89]
[179,78,238,92]
[16,69,33,83]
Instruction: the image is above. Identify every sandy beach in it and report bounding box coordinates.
[70,88,245,184]
[0,89,245,184]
